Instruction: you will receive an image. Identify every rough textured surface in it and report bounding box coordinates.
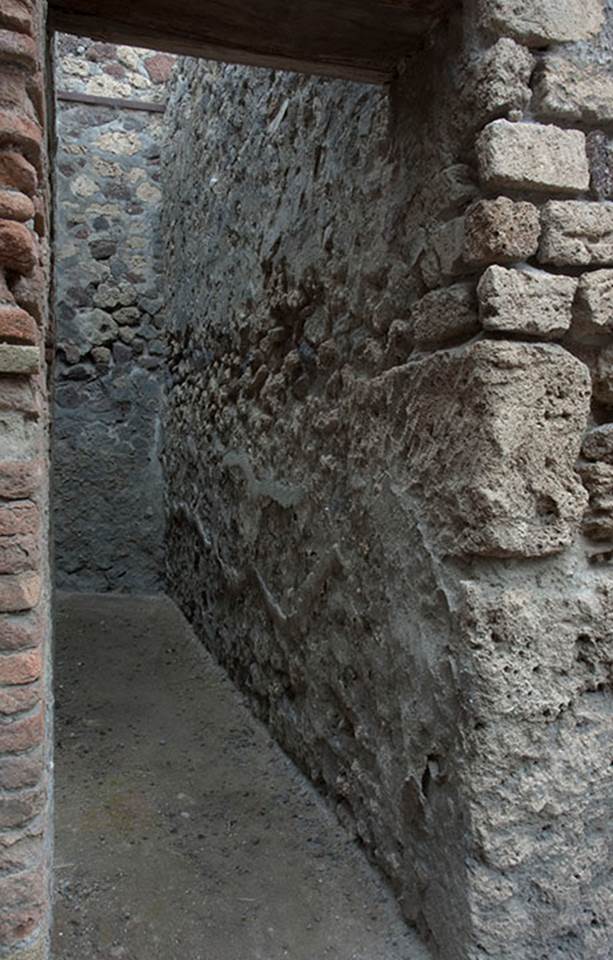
[477,266,577,338]
[477,120,590,195]
[534,57,613,125]
[52,35,170,592]
[575,268,613,335]
[53,592,429,960]
[540,200,613,266]
[479,0,605,45]
[160,20,606,955]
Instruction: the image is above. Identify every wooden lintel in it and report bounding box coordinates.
[48,0,456,85]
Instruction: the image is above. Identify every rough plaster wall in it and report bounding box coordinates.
[51,36,173,592]
[161,5,613,959]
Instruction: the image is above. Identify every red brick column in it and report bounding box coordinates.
[0,2,51,959]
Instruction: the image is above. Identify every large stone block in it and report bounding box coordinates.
[477,266,577,338]
[477,120,590,195]
[464,197,540,266]
[404,340,590,557]
[540,201,613,266]
[479,0,605,46]
[534,58,613,126]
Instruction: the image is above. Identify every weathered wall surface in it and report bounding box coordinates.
[162,2,613,958]
[52,36,173,592]
[0,1,52,958]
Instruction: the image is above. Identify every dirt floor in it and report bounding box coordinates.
[52,593,431,960]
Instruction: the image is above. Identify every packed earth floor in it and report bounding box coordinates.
[51,593,430,960]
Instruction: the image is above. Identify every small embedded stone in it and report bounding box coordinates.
[574,269,613,335]
[539,201,613,267]
[582,424,613,463]
[478,266,577,338]
[534,58,613,127]
[412,282,480,349]
[0,305,37,344]
[0,342,39,373]
[477,120,590,196]
[464,197,540,267]
[479,0,605,46]
[144,53,175,83]
[0,150,37,196]
[0,219,36,273]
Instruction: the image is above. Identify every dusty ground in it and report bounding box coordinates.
[52,593,431,960]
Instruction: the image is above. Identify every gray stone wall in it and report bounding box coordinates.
[52,35,174,592]
[161,4,613,957]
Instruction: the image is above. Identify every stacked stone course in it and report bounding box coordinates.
[162,1,613,958]
[0,1,50,959]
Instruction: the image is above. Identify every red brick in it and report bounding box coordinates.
[0,305,36,343]
[0,461,42,500]
[0,865,44,906]
[0,503,38,537]
[0,219,35,274]
[0,680,40,715]
[0,750,41,790]
[0,1,33,35]
[0,708,42,752]
[0,573,41,613]
[0,63,30,112]
[0,189,33,222]
[0,824,43,874]
[0,649,40,684]
[0,786,45,828]
[0,614,42,652]
[0,150,37,196]
[0,29,36,69]
[0,110,42,168]
[10,265,44,321]
[0,534,38,574]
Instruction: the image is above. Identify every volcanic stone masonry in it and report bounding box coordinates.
[0,1,613,959]
[52,35,173,592]
[161,2,613,959]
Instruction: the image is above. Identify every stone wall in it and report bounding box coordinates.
[52,35,173,592]
[0,2,52,959]
[161,3,613,959]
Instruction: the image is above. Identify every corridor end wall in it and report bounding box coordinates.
[161,2,613,958]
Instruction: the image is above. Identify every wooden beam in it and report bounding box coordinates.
[48,0,456,85]
[56,90,166,112]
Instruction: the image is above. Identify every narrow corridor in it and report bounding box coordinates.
[52,594,430,960]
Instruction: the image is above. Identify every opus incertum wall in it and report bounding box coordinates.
[0,1,612,959]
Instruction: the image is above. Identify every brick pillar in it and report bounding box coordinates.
[0,2,51,959]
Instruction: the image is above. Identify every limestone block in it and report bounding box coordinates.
[534,58,613,126]
[412,282,480,349]
[479,0,605,46]
[582,423,613,463]
[477,120,589,195]
[0,343,38,373]
[477,266,577,338]
[464,197,540,266]
[404,340,590,557]
[540,201,613,266]
[473,39,534,123]
[574,269,613,335]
